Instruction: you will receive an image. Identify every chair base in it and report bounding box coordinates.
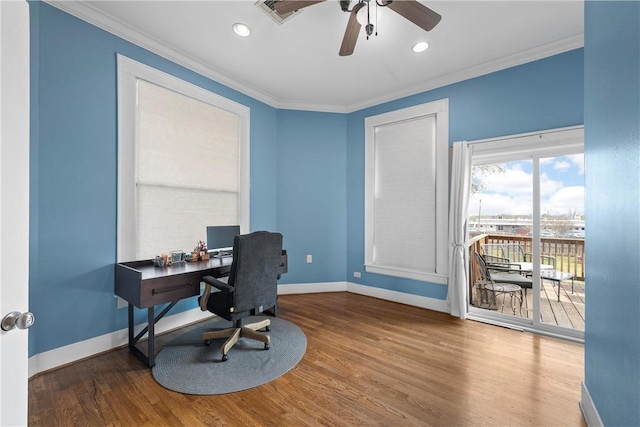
[485,283,523,315]
[203,318,271,361]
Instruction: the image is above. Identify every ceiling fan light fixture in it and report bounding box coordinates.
[412,41,429,53]
[356,1,377,26]
[232,22,252,37]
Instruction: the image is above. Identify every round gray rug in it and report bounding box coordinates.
[152,316,306,395]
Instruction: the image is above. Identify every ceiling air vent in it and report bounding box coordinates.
[255,0,302,25]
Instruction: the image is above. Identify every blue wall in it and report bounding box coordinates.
[584,2,640,426]
[346,50,584,299]
[29,2,282,355]
[29,2,349,356]
[276,110,347,284]
[29,1,585,360]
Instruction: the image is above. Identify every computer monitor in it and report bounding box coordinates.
[206,225,240,253]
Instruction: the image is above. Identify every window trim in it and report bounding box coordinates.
[364,99,449,284]
[116,55,250,262]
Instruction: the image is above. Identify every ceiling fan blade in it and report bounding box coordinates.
[386,0,442,32]
[274,0,325,15]
[339,4,364,57]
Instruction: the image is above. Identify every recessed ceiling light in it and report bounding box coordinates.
[412,41,429,53]
[232,23,251,37]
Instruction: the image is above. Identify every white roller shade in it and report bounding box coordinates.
[135,79,240,259]
[372,115,437,272]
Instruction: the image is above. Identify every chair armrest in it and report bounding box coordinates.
[524,252,556,268]
[199,276,234,312]
[541,254,556,268]
[202,275,234,292]
[483,255,523,273]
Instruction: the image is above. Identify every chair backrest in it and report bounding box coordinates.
[472,251,493,283]
[481,243,527,262]
[227,231,283,314]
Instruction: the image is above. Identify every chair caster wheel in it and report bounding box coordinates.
[222,354,228,362]
[264,343,270,350]
[204,339,211,346]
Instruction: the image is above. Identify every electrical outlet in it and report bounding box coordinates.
[306,254,312,263]
[116,296,127,309]
[353,271,361,278]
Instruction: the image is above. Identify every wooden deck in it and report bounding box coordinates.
[474,278,585,330]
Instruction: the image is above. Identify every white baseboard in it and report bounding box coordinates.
[277,282,348,294]
[346,282,448,313]
[29,282,447,376]
[278,282,447,313]
[28,308,215,377]
[580,381,603,427]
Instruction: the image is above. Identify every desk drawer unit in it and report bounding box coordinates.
[115,263,201,308]
[115,259,233,309]
[139,274,200,308]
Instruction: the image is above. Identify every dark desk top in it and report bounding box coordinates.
[118,257,233,281]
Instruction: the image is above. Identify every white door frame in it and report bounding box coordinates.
[0,0,31,425]
[467,126,584,342]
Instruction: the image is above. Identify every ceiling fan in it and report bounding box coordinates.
[274,0,441,56]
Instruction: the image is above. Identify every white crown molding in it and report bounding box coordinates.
[44,0,280,108]
[43,1,583,115]
[342,33,585,113]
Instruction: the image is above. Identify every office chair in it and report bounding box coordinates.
[198,231,283,361]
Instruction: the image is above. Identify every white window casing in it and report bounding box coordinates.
[364,99,449,284]
[117,55,250,261]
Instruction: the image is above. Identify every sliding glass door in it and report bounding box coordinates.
[467,127,584,341]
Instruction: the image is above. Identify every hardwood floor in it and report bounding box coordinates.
[29,293,586,426]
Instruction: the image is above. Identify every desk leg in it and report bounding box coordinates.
[128,302,179,368]
[128,303,134,349]
[147,306,155,367]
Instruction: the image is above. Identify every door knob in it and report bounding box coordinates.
[1,311,35,331]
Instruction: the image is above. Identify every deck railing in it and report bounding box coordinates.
[469,233,585,280]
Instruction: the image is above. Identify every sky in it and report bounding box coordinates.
[467,154,585,218]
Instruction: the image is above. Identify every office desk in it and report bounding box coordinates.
[115,252,287,367]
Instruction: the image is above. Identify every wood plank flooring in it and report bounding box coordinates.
[29,292,586,426]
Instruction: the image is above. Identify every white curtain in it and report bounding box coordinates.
[446,141,473,319]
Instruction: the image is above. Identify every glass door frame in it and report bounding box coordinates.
[466,125,584,343]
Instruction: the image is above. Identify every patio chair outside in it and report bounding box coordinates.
[481,242,556,269]
[472,251,524,315]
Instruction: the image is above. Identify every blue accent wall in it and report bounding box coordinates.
[276,110,347,284]
[584,2,640,426]
[346,50,584,299]
[29,2,281,355]
[29,1,586,361]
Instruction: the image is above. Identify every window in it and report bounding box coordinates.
[364,99,449,284]
[117,55,250,261]
[468,125,584,338]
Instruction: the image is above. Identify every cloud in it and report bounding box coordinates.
[553,160,571,172]
[543,186,585,215]
[468,192,533,216]
[470,160,583,216]
[565,154,585,175]
[478,163,563,198]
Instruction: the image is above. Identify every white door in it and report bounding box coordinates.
[467,126,584,342]
[0,1,31,425]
